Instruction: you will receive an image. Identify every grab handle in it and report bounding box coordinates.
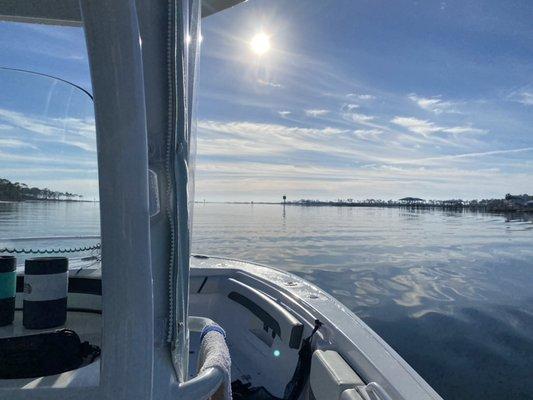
[176,367,224,399]
[174,317,226,399]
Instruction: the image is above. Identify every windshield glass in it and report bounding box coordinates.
[0,68,99,263]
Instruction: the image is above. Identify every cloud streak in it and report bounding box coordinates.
[516,91,533,106]
[392,147,533,165]
[391,116,486,137]
[305,109,329,117]
[0,139,36,149]
[347,93,375,100]
[345,113,375,123]
[408,94,459,114]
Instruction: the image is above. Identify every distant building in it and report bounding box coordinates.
[399,197,425,204]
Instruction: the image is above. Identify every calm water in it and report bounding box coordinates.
[1,202,532,399]
[0,201,100,264]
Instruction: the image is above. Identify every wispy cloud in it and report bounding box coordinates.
[305,109,330,117]
[516,91,533,106]
[0,109,95,137]
[197,120,380,161]
[395,147,533,165]
[199,119,346,139]
[353,129,383,141]
[391,117,441,136]
[408,94,458,114]
[345,113,375,123]
[0,139,36,149]
[0,109,60,136]
[391,116,485,137]
[347,93,375,100]
[341,103,360,111]
[0,108,95,148]
[278,110,291,117]
[442,126,485,134]
[0,150,97,167]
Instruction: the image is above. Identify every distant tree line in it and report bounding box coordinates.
[0,178,83,202]
[286,194,533,213]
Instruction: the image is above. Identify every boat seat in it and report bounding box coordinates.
[310,350,364,400]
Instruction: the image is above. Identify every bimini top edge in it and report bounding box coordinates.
[0,0,246,26]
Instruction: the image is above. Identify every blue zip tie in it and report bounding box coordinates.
[200,324,226,342]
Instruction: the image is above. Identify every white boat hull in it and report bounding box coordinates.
[1,256,442,400]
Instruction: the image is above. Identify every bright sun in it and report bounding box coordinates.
[250,32,271,55]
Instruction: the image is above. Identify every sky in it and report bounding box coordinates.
[0,0,532,201]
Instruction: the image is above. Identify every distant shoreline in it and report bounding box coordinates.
[195,200,533,213]
[285,202,533,213]
[0,199,95,203]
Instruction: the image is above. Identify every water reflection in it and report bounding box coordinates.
[365,302,533,399]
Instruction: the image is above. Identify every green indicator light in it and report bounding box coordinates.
[273,349,281,357]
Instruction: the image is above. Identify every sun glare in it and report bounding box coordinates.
[250,32,271,55]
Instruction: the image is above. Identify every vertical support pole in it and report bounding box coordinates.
[81,0,154,397]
